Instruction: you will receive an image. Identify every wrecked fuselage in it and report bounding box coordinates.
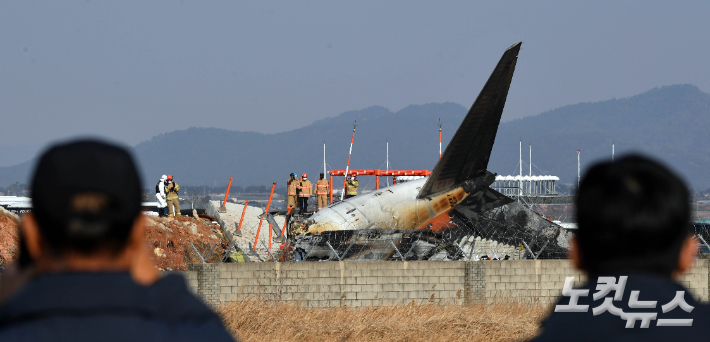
[306,178,464,234]
[291,178,568,261]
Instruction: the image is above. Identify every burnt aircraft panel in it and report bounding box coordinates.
[292,201,566,262]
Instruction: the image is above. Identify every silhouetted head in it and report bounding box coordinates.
[320,173,324,179]
[30,140,143,256]
[20,139,157,285]
[573,155,694,277]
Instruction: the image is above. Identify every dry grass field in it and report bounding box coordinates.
[217,300,548,342]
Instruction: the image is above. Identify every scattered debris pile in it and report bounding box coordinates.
[213,201,286,261]
[145,215,228,270]
[0,207,20,267]
[0,207,227,271]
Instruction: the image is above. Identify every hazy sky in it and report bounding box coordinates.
[2,1,709,166]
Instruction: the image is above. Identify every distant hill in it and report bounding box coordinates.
[490,84,710,189]
[2,84,709,190]
[130,102,466,189]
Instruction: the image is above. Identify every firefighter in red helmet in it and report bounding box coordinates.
[298,173,312,213]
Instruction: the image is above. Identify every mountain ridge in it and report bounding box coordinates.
[2,84,709,190]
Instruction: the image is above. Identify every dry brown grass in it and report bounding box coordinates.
[217,300,547,342]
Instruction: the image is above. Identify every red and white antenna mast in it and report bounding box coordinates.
[438,118,442,159]
[577,150,581,190]
[340,120,357,201]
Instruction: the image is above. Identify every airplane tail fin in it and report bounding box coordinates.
[418,42,521,199]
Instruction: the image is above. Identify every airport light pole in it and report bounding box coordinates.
[340,121,357,201]
[386,141,390,186]
[438,118,442,159]
[519,140,522,197]
[577,150,581,191]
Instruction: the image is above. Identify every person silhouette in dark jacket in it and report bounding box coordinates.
[0,140,235,342]
[531,155,710,341]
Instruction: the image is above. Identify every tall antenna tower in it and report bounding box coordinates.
[386,141,390,186]
[519,140,522,197]
[438,118,442,159]
[340,121,357,201]
[577,150,581,190]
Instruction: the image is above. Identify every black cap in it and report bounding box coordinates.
[31,139,142,253]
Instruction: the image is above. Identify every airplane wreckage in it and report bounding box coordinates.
[277,42,571,261]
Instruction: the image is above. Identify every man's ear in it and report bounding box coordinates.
[20,213,44,261]
[568,235,585,271]
[127,215,158,286]
[674,234,698,279]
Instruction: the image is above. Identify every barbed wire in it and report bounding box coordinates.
[227,198,571,263]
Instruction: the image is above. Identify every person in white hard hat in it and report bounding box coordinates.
[155,175,167,217]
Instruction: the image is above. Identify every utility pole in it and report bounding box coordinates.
[612,141,615,162]
[340,121,357,201]
[386,141,390,186]
[438,118,442,159]
[519,140,522,197]
[529,144,532,177]
[577,150,581,191]
[323,141,327,176]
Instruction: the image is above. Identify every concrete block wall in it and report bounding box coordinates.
[484,260,586,304]
[215,261,466,307]
[680,260,709,302]
[483,259,709,305]
[182,259,709,307]
[483,260,586,305]
[464,262,485,304]
[188,263,221,305]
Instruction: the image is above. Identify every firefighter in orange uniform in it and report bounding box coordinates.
[315,173,329,211]
[298,173,313,213]
[165,175,181,216]
[345,174,359,199]
[295,174,302,209]
[286,173,298,209]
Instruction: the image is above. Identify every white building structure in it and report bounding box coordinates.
[492,175,559,196]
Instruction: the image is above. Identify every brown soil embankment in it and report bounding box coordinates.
[0,208,20,266]
[144,215,227,270]
[0,210,227,271]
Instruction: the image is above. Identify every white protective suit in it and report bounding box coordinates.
[156,177,167,208]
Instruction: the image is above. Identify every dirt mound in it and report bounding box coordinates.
[0,210,226,271]
[0,208,20,267]
[145,215,228,271]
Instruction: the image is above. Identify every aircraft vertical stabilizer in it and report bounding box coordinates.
[418,42,521,199]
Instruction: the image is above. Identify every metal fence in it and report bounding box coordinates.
[216,199,572,264]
